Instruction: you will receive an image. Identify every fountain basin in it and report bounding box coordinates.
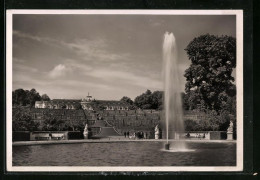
[13,141,236,166]
[165,143,170,150]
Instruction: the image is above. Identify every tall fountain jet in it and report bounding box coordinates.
[163,32,186,150]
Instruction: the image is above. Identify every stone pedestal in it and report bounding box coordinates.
[227,132,233,140]
[165,143,170,150]
[226,121,234,140]
[83,124,89,139]
[83,133,88,139]
[155,134,159,139]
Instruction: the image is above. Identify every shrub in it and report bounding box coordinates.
[184,119,198,131]
[67,131,83,139]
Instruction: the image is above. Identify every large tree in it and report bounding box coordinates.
[12,89,29,106]
[12,88,47,107]
[134,90,163,110]
[134,90,153,109]
[184,34,236,112]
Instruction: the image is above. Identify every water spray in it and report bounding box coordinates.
[163,32,186,150]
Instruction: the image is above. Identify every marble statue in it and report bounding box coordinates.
[227,121,234,140]
[155,124,160,139]
[83,124,89,139]
[227,121,233,133]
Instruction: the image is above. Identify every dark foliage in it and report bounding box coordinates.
[184,110,233,131]
[41,94,51,101]
[12,88,50,107]
[120,96,134,105]
[184,34,236,112]
[42,116,65,131]
[67,131,83,139]
[74,103,82,110]
[12,107,39,131]
[134,90,163,110]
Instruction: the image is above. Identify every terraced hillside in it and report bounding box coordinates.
[13,107,203,134]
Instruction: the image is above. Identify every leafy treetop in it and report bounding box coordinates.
[184,34,236,111]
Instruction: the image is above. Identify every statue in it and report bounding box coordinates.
[227,121,234,140]
[155,124,160,139]
[83,124,89,139]
[227,121,233,133]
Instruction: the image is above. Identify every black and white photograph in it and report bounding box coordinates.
[6,10,243,172]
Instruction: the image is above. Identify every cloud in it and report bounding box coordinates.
[49,64,71,78]
[13,30,129,63]
[47,60,93,79]
[13,30,165,99]
[89,68,163,90]
[13,30,56,44]
[64,59,93,71]
[60,38,129,62]
[13,61,38,73]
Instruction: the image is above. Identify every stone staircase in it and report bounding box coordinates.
[89,115,123,139]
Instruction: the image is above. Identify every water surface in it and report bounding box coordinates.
[13,141,236,166]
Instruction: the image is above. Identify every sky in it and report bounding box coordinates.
[13,14,236,100]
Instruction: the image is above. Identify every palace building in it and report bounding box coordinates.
[35,99,81,109]
[35,93,130,111]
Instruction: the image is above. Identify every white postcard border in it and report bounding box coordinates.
[6,9,243,172]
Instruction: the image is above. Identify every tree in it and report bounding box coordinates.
[120,96,133,105]
[42,116,65,131]
[186,90,200,110]
[27,88,42,107]
[128,105,137,110]
[134,90,163,110]
[12,88,47,107]
[184,119,198,131]
[41,94,50,101]
[218,89,236,115]
[184,34,236,111]
[134,90,153,109]
[181,92,189,110]
[64,120,85,131]
[12,107,39,131]
[12,89,28,106]
[150,91,163,109]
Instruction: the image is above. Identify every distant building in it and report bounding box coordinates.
[35,99,81,109]
[35,93,130,111]
[80,93,94,110]
[97,100,129,111]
